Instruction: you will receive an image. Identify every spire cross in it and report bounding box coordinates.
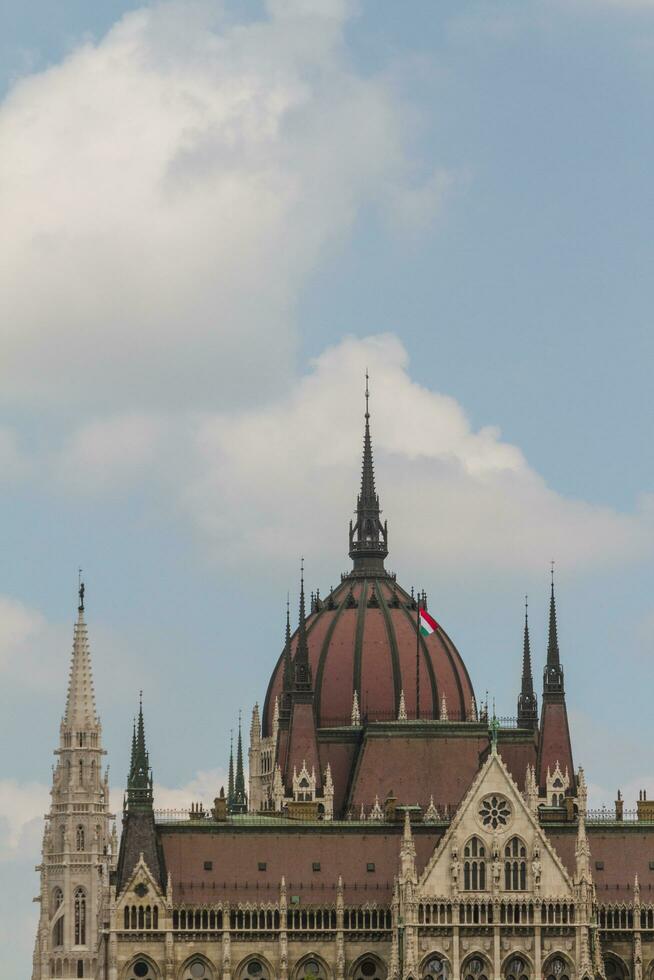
[365,369,370,420]
[78,568,85,612]
[550,560,555,584]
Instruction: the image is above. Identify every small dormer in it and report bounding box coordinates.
[546,761,570,806]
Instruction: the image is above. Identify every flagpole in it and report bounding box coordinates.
[416,588,420,720]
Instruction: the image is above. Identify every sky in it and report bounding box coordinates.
[1,0,654,971]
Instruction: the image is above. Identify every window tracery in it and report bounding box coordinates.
[422,955,449,979]
[544,956,570,980]
[353,957,385,980]
[478,795,511,829]
[503,955,529,980]
[503,837,527,890]
[463,956,489,980]
[238,959,270,980]
[74,887,86,945]
[463,837,487,890]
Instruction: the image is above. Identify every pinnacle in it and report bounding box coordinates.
[63,603,99,732]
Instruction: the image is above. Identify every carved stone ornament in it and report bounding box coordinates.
[478,794,512,830]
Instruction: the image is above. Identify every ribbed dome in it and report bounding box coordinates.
[263,379,475,735]
[262,575,475,734]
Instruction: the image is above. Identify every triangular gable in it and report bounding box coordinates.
[419,747,573,897]
[116,851,166,907]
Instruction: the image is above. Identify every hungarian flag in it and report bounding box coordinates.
[419,608,440,636]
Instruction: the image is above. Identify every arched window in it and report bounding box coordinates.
[79,759,84,785]
[353,957,386,980]
[504,955,529,980]
[183,960,214,980]
[503,837,527,890]
[463,837,487,890]
[295,957,329,979]
[76,826,85,852]
[544,957,570,980]
[59,825,66,852]
[605,960,626,980]
[238,960,270,980]
[463,958,489,980]
[422,955,449,979]
[127,960,156,980]
[74,887,86,945]
[52,888,64,947]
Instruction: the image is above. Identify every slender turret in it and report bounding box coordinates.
[517,597,538,729]
[537,569,575,794]
[348,373,388,575]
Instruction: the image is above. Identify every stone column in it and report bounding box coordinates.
[452,903,460,979]
[493,923,501,980]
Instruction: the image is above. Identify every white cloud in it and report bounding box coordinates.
[54,414,167,492]
[0,427,30,481]
[0,780,49,862]
[183,333,654,578]
[0,0,443,414]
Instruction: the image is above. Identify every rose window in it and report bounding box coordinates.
[479,795,511,829]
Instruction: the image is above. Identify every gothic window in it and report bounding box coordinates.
[463,837,487,890]
[79,759,84,784]
[354,956,385,980]
[503,837,527,890]
[59,825,66,852]
[544,957,570,980]
[479,795,511,829]
[503,955,529,980]
[52,888,64,947]
[183,960,214,980]
[76,825,85,851]
[74,887,86,945]
[238,960,270,980]
[605,960,626,980]
[295,957,328,979]
[128,961,155,980]
[422,955,449,979]
[463,957,489,980]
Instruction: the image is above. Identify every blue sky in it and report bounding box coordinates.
[2,0,654,971]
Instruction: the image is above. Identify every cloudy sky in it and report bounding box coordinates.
[2,0,654,970]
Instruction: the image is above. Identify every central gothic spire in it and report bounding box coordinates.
[348,373,388,575]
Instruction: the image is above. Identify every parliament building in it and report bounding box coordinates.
[32,394,653,980]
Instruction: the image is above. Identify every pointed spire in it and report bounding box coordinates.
[348,373,388,575]
[126,692,153,812]
[518,595,538,729]
[282,594,293,695]
[293,559,312,691]
[397,689,407,721]
[227,731,234,808]
[544,564,564,694]
[234,710,246,810]
[63,578,99,731]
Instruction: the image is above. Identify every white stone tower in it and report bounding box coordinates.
[32,583,115,980]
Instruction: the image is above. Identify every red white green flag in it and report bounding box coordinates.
[419,608,440,636]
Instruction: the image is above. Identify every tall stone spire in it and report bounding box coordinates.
[517,596,538,729]
[227,731,235,808]
[281,595,293,717]
[544,567,564,694]
[293,560,312,692]
[537,567,575,793]
[233,711,247,812]
[348,373,388,575]
[33,583,114,980]
[126,693,153,813]
[63,580,99,731]
[115,693,165,894]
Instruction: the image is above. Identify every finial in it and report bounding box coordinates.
[550,560,555,587]
[365,369,370,420]
[78,569,85,612]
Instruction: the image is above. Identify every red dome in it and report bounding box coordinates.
[262,575,475,734]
